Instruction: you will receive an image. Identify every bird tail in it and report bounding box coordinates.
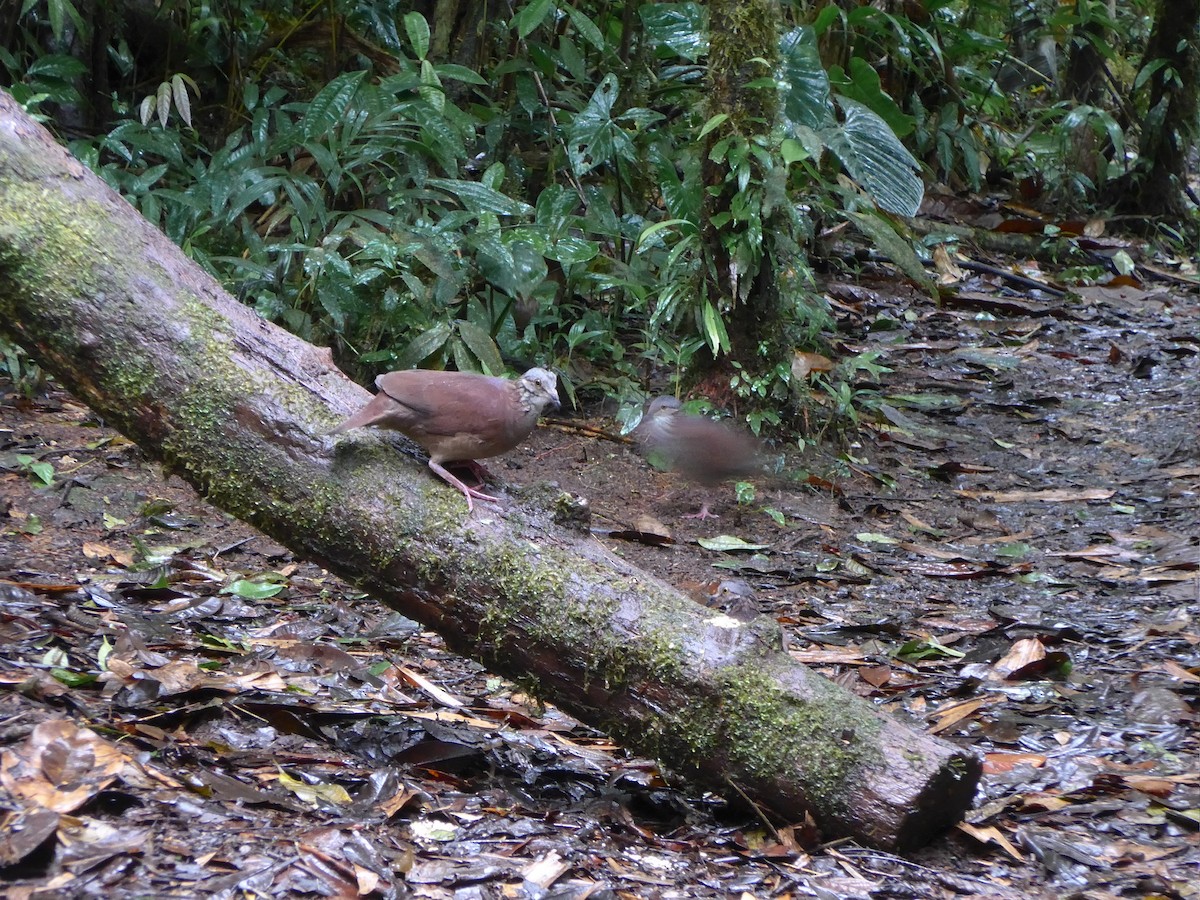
[329,408,373,435]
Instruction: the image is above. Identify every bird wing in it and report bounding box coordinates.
[659,415,761,483]
[375,371,529,459]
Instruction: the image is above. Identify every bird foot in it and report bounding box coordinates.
[682,504,718,520]
[430,461,500,512]
[445,460,494,490]
[457,459,495,482]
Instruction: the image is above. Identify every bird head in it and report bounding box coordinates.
[518,367,560,413]
[645,396,682,419]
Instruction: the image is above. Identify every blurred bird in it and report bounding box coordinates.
[633,396,762,519]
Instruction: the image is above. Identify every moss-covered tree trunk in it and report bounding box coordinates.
[699,0,795,385]
[0,90,980,851]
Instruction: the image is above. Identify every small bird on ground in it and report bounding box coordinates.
[632,396,762,520]
[332,367,560,511]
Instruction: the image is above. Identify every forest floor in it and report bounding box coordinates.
[2,262,1199,899]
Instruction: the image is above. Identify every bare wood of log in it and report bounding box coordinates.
[0,91,980,851]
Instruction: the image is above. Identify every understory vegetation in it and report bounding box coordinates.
[2,0,1194,434]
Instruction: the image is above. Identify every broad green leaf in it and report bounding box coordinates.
[157,80,170,127]
[825,100,924,217]
[700,299,731,355]
[138,96,156,127]
[780,138,809,164]
[434,63,488,85]
[811,4,840,33]
[894,639,964,661]
[1134,57,1169,91]
[456,320,504,375]
[30,461,54,486]
[396,322,454,368]
[834,57,914,138]
[426,178,534,216]
[43,647,68,668]
[419,60,444,112]
[450,338,473,374]
[410,819,458,841]
[97,635,113,671]
[52,668,98,687]
[16,454,54,486]
[651,144,700,222]
[636,218,695,250]
[24,53,87,80]
[558,33,587,82]
[698,113,729,139]
[617,106,665,130]
[547,236,598,264]
[417,113,468,169]
[779,27,833,131]
[640,3,708,60]
[856,532,899,544]
[697,535,770,552]
[507,241,548,298]
[49,0,86,37]
[171,74,193,127]
[562,4,605,51]
[845,210,932,289]
[302,71,367,141]
[404,11,431,59]
[128,163,168,193]
[48,0,65,38]
[566,74,635,176]
[534,183,579,234]
[477,240,515,294]
[222,579,284,599]
[481,161,505,191]
[512,0,554,39]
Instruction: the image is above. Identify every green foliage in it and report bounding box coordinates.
[809,350,892,433]
[0,337,45,398]
[140,75,198,129]
[0,50,85,120]
[16,454,55,487]
[4,0,1175,437]
[779,27,923,217]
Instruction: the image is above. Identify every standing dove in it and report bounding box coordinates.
[332,367,559,511]
[633,395,762,520]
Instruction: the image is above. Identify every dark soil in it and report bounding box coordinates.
[2,273,1198,898]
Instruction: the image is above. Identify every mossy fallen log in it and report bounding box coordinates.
[0,90,980,851]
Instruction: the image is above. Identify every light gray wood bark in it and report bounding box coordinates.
[0,90,980,851]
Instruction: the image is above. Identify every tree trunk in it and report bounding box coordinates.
[0,90,980,852]
[1127,0,1200,218]
[1064,1,1107,106]
[698,0,800,397]
[1062,3,1114,198]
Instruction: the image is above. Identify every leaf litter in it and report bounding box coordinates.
[2,266,1199,898]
